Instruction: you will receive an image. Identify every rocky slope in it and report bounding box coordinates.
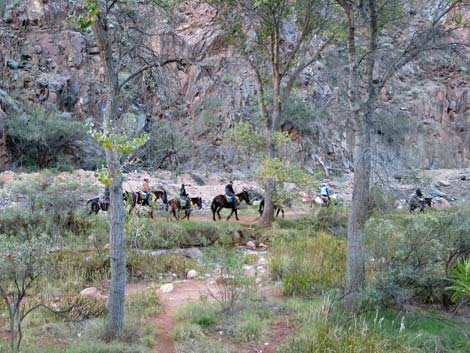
[0,0,469,174]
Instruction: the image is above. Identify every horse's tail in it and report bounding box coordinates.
[211,199,217,213]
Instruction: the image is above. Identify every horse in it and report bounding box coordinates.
[211,190,250,221]
[87,197,109,215]
[409,196,433,213]
[124,190,168,217]
[168,197,193,220]
[258,198,285,218]
[190,197,203,210]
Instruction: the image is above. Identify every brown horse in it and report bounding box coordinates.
[124,190,168,217]
[258,198,285,218]
[211,190,250,221]
[168,197,192,220]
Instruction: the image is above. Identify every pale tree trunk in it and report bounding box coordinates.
[259,141,275,227]
[103,99,126,338]
[344,115,371,308]
[93,13,127,338]
[342,0,378,309]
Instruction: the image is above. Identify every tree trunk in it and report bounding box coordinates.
[93,13,127,339]
[104,146,126,338]
[344,117,371,309]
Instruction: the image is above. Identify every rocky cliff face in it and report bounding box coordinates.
[0,0,469,173]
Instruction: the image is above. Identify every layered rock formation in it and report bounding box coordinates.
[0,0,469,172]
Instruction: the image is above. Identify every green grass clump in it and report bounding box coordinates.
[234,312,269,343]
[279,297,420,353]
[126,287,160,319]
[270,232,346,296]
[176,301,220,328]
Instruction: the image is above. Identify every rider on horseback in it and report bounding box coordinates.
[225,181,238,209]
[180,184,190,209]
[142,178,151,202]
[320,183,331,204]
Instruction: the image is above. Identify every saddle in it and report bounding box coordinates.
[226,195,240,204]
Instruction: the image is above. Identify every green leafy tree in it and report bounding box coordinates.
[209,0,336,227]
[227,122,317,206]
[0,236,51,352]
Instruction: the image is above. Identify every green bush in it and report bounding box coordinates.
[0,174,101,244]
[366,207,470,305]
[7,105,87,170]
[270,232,346,297]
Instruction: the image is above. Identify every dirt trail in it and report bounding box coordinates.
[180,209,310,225]
[148,280,290,353]
[150,280,219,353]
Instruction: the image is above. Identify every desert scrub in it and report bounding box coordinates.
[270,232,346,296]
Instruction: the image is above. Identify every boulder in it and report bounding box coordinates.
[159,283,174,293]
[80,287,105,300]
[0,171,16,184]
[187,269,198,279]
[246,241,256,250]
[431,197,451,209]
[437,180,450,187]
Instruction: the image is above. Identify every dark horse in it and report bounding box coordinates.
[87,197,109,215]
[124,190,168,217]
[168,197,203,220]
[258,198,285,218]
[409,196,433,213]
[211,190,250,221]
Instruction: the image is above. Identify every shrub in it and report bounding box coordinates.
[7,105,87,170]
[366,208,470,306]
[446,259,470,304]
[1,174,100,244]
[203,246,256,313]
[64,295,107,321]
[270,232,346,297]
[311,206,349,238]
[176,301,220,328]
